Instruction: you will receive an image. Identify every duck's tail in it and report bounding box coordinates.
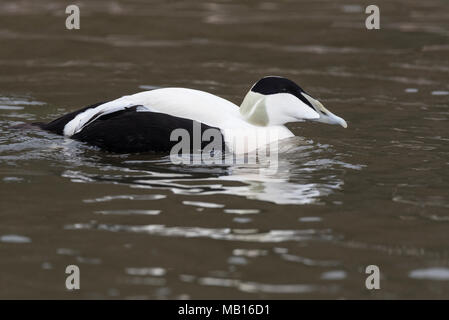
[11,101,107,135]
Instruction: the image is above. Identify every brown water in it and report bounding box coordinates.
[1,0,448,299]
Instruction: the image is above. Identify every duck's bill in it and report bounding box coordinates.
[320,110,348,128]
[302,93,348,128]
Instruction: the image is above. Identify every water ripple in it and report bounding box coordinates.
[65,222,336,243]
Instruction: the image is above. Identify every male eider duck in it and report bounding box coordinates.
[33,76,347,154]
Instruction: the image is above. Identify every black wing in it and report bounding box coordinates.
[71,106,225,153]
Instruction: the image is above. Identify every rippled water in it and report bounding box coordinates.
[0,0,448,299]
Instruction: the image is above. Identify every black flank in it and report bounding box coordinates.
[70,106,226,154]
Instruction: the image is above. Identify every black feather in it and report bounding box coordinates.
[70,107,225,154]
[33,102,106,135]
[251,76,316,111]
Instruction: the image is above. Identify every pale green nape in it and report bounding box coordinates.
[239,91,269,126]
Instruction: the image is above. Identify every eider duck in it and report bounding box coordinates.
[33,76,347,154]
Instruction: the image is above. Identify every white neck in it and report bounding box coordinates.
[239,91,269,126]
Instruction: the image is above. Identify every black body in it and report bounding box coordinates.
[34,103,225,154]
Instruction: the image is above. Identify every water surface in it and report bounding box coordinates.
[0,0,448,299]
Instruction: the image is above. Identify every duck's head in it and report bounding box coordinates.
[240,76,347,128]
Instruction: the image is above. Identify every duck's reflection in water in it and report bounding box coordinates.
[61,136,358,206]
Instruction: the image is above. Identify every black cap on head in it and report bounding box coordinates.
[251,76,315,110]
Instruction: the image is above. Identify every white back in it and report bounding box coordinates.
[130,88,244,128]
